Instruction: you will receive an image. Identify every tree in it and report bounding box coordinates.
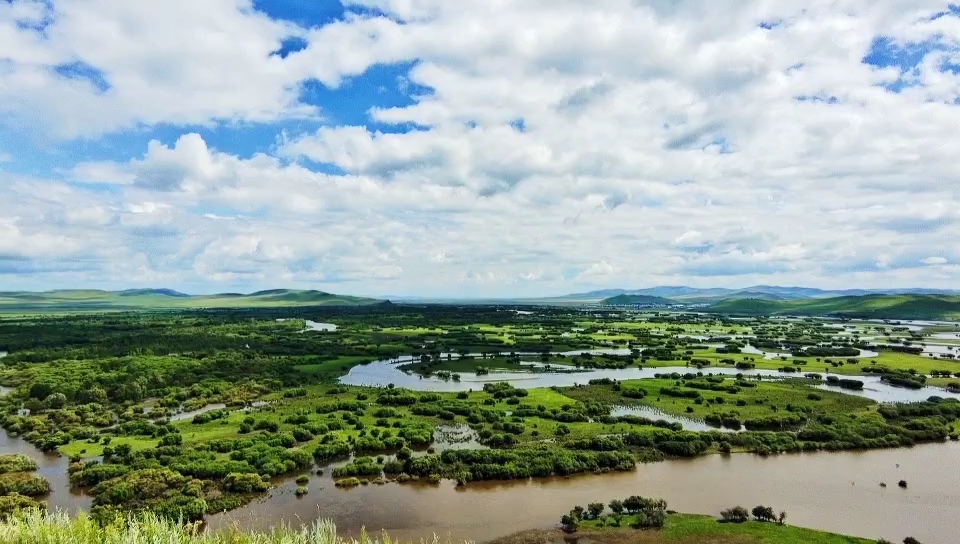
[44,393,67,409]
[572,505,585,520]
[777,511,787,525]
[624,495,643,513]
[560,512,579,533]
[587,502,605,519]
[752,505,775,522]
[608,499,625,515]
[903,538,922,544]
[720,506,750,523]
[28,383,53,401]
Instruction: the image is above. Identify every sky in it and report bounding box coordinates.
[1,0,959,298]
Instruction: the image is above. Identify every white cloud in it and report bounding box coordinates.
[0,0,318,137]
[2,1,960,295]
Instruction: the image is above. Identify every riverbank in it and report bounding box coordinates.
[491,513,873,544]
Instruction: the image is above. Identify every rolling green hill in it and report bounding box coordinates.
[705,294,960,320]
[0,289,379,313]
[601,294,676,305]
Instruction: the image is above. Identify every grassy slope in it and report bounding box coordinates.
[660,514,872,543]
[706,294,960,320]
[0,289,379,312]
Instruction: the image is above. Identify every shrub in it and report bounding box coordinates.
[720,506,749,523]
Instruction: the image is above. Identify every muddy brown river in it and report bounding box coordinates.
[207,442,960,544]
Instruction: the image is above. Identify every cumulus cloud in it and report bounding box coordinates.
[1,1,959,295]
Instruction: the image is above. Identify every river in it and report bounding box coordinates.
[207,442,960,544]
[0,431,93,513]
[341,358,959,403]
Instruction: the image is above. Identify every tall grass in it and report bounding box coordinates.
[0,509,452,544]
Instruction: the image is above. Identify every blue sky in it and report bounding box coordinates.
[1,1,959,296]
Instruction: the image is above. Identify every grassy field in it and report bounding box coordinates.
[655,514,872,543]
[638,346,960,377]
[562,377,876,422]
[294,356,380,380]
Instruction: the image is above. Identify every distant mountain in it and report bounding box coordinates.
[0,289,379,312]
[705,294,960,320]
[560,285,960,302]
[118,288,190,297]
[601,294,677,306]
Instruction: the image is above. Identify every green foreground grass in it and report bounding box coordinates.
[0,510,883,544]
[662,514,872,543]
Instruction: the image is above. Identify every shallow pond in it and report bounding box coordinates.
[305,321,338,332]
[276,319,338,332]
[207,442,960,544]
[609,405,736,432]
[431,424,485,451]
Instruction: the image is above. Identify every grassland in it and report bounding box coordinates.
[562,377,876,423]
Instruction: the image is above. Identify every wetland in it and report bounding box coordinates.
[1,305,958,542]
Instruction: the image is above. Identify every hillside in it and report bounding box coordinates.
[0,288,379,312]
[601,294,676,305]
[705,294,960,320]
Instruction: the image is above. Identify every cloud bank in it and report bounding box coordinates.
[1,0,958,296]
